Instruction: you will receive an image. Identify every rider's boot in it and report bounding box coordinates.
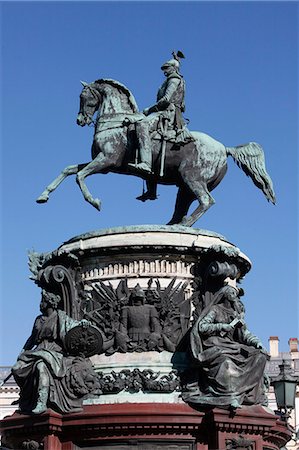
[128,122,152,174]
[136,181,157,202]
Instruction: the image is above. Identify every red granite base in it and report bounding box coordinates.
[0,403,291,450]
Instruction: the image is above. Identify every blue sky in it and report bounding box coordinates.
[0,1,298,364]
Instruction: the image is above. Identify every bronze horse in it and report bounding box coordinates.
[36,79,275,226]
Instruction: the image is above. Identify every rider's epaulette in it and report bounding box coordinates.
[168,72,183,80]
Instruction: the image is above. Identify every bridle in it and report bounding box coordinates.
[80,84,101,126]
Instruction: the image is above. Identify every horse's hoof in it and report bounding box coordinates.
[36,194,49,204]
[179,216,193,227]
[92,198,101,211]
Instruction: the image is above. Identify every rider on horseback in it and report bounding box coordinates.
[129,51,194,201]
[37,67,276,224]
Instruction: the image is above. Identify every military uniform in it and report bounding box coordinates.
[148,70,186,129]
[129,53,193,177]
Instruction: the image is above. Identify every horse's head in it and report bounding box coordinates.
[77,81,101,127]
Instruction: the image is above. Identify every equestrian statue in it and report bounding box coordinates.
[36,51,275,227]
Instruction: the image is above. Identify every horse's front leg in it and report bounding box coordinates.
[76,154,110,211]
[76,130,127,211]
[36,163,88,203]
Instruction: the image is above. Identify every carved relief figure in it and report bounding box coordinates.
[117,284,162,352]
[12,290,101,414]
[81,279,191,354]
[183,285,269,409]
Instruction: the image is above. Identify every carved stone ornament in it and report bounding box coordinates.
[21,440,43,450]
[65,324,103,357]
[82,278,191,354]
[28,249,82,319]
[97,369,179,394]
[226,435,254,450]
[76,443,194,450]
[1,439,44,450]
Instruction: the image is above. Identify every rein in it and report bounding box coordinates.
[98,113,142,123]
[81,84,102,126]
[95,113,144,133]
[81,82,143,129]
[85,84,101,101]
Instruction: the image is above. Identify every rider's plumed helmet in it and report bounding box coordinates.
[161,50,185,71]
[129,284,146,304]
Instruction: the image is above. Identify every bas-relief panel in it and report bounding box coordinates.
[73,442,194,450]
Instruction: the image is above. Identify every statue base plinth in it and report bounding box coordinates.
[1,226,285,449]
[0,403,291,450]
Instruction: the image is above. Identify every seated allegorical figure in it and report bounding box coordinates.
[12,290,101,414]
[183,285,269,409]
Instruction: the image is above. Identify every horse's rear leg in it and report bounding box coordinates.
[179,180,215,227]
[36,163,87,203]
[167,187,195,225]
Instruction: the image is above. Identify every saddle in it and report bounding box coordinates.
[124,113,194,147]
[151,127,194,146]
[151,111,194,146]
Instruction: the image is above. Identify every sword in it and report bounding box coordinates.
[0,371,13,387]
[159,118,169,177]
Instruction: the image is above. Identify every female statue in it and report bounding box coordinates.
[12,290,101,414]
[184,285,269,409]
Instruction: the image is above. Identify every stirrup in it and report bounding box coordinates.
[136,192,157,202]
[128,162,152,174]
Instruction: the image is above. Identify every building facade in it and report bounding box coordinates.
[0,367,19,422]
[266,337,299,450]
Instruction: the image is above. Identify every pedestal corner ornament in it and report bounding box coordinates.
[0,52,288,450]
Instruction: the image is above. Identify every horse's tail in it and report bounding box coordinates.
[226,142,276,204]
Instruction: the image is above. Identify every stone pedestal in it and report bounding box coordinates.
[0,404,291,450]
[57,224,250,293]
[41,225,251,402]
[0,226,291,449]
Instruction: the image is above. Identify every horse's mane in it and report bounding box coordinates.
[95,78,139,113]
